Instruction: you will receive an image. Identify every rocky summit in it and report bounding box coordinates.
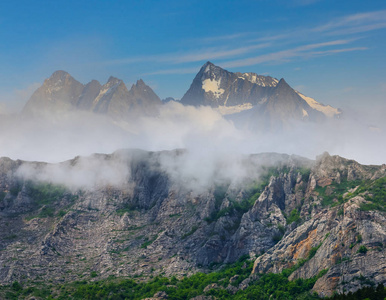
[180,61,278,108]
[180,62,341,125]
[22,71,162,120]
[0,150,385,297]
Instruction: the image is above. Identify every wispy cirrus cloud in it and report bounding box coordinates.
[170,44,271,63]
[313,10,386,35]
[306,47,368,56]
[198,32,251,43]
[323,22,386,36]
[99,10,384,77]
[144,40,367,75]
[250,32,298,43]
[291,0,323,6]
[184,9,386,48]
[247,10,386,46]
[100,43,270,66]
[221,39,362,68]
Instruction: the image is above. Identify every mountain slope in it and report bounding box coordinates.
[233,78,327,131]
[76,79,102,110]
[0,150,384,296]
[125,79,162,117]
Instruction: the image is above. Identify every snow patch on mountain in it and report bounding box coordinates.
[238,72,279,87]
[202,78,224,99]
[93,81,121,105]
[296,91,340,118]
[215,103,253,115]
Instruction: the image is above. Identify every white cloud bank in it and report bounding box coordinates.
[1,101,384,191]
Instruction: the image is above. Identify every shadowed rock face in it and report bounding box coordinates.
[260,78,325,124]
[125,79,162,117]
[235,78,326,131]
[76,80,102,110]
[0,150,384,296]
[181,62,338,131]
[180,62,276,107]
[22,72,161,120]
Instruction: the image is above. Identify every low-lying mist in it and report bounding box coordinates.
[1,101,385,191]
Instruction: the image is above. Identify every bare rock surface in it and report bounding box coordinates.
[0,150,384,297]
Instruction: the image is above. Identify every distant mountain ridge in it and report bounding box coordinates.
[23,71,162,119]
[22,63,341,130]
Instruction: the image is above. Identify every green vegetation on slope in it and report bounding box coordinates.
[314,175,386,213]
[204,182,263,224]
[0,255,328,300]
[355,177,386,212]
[314,179,361,207]
[25,181,77,219]
[286,209,301,224]
[205,165,308,224]
[2,264,385,300]
[328,284,386,300]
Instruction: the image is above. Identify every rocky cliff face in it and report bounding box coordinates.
[180,62,275,108]
[22,72,161,120]
[252,153,386,296]
[180,62,340,125]
[0,150,384,296]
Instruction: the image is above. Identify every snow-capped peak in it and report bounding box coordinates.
[296,91,341,118]
[236,72,279,87]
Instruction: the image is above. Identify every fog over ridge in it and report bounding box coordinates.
[0,99,382,192]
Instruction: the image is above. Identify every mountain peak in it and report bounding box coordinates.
[50,70,70,78]
[88,79,101,87]
[23,70,84,114]
[45,70,74,84]
[23,71,162,118]
[107,76,122,85]
[277,78,287,85]
[136,79,146,87]
[131,79,155,93]
[198,61,218,75]
[43,70,81,88]
[203,61,214,67]
[275,78,292,92]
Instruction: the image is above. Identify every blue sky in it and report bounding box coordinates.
[0,0,385,113]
